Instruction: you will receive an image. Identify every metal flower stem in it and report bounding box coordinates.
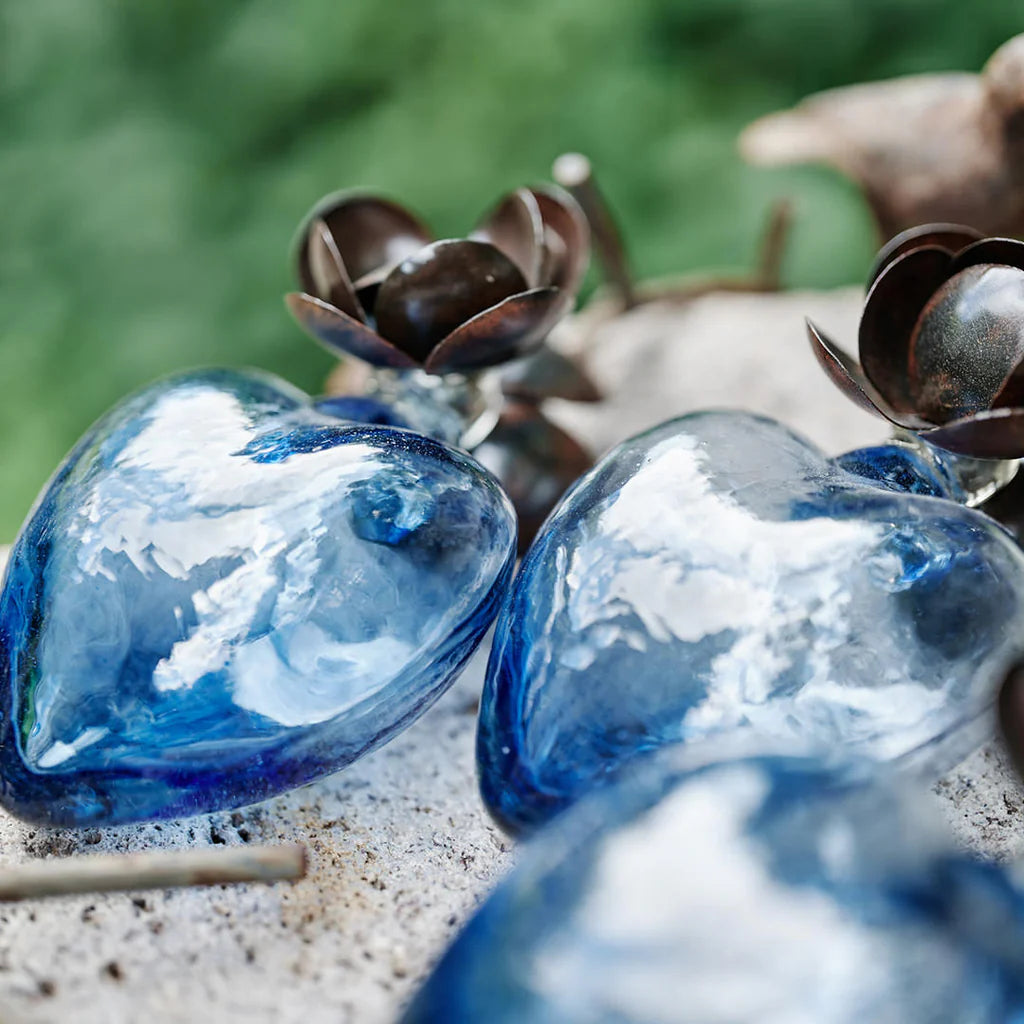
[553,152,792,313]
[553,152,636,309]
[0,843,306,902]
[754,199,793,292]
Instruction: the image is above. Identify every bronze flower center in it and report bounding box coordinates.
[373,241,528,362]
[909,264,1024,423]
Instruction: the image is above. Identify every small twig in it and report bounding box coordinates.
[753,197,794,291]
[0,844,307,902]
[553,152,637,310]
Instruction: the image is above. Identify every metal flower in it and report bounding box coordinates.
[286,187,589,375]
[808,223,1024,458]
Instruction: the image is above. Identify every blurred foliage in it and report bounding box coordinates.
[1,0,1022,534]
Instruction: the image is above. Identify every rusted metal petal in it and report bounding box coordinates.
[308,219,366,322]
[284,293,419,368]
[472,188,545,287]
[909,265,1024,422]
[867,223,982,287]
[529,185,590,299]
[918,406,1024,458]
[498,345,603,403]
[806,321,929,428]
[808,320,892,416]
[949,237,1024,274]
[375,240,528,364]
[425,288,561,374]
[295,192,432,296]
[859,245,954,411]
[473,402,593,554]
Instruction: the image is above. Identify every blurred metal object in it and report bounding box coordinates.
[553,152,636,309]
[496,343,602,404]
[0,844,307,903]
[754,198,793,293]
[553,151,792,317]
[741,34,1024,239]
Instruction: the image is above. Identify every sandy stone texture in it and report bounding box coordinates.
[0,287,1021,1023]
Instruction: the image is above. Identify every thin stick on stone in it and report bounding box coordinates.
[0,843,307,902]
[553,152,637,310]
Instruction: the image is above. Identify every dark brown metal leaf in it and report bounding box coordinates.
[375,240,528,364]
[808,321,891,415]
[909,265,1024,422]
[529,185,590,300]
[859,245,954,411]
[472,188,545,287]
[866,223,982,287]
[918,406,1024,458]
[295,192,432,296]
[498,345,602,403]
[948,237,1024,274]
[308,219,365,322]
[284,293,419,368]
[472,402,593,553]
[425,288,561,374]
[806,320,929,428]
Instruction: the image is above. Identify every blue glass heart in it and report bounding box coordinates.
[0,369,516,826]
[407,752,1024,1022]
[479,412,1024,834]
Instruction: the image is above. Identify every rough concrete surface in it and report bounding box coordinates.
[1,286,1022,1023]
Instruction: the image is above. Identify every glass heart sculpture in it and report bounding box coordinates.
[407,751,1024,1022]
[478,411,1024,834]
[0,369,516,826]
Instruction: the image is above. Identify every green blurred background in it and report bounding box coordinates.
[1,0,1021,537]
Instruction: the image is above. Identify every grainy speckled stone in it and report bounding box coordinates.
[1,287,1022,1024]
[931,741,1024,860]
